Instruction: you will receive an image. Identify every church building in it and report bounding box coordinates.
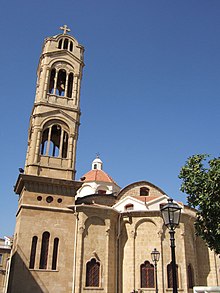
[6,26,219,293]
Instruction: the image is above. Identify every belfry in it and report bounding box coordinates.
[24,25,84,180]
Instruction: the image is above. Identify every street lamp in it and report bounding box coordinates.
[160,198,181,293]
[151,248,160,293]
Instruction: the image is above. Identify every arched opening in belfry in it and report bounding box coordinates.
[49,125,61,157]
[40,124,69,158]
[64,38,68,49]
[40,128,49,155]
[49,68,56,94]
[56,69,66,96]
[58,39,63,49]
[67,73,74,98]
[69,41,73,52]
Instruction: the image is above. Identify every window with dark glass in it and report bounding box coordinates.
[141,260,155,288]
[29,236,38,269]
[188,264,194,289]
[140,187,150,196]
[86,258,100,287]
[125,203,134,211]
[39,232,50,269]
[167,263,179,288]
[52,238,59,270]
[97,190,106,195]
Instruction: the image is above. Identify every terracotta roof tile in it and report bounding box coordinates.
[83,170,118,185]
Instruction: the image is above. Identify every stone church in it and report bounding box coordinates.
[6,26,219,293]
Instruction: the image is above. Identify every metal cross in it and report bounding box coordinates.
[60,25,71,34]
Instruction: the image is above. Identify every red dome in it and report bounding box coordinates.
[82,169,117,185]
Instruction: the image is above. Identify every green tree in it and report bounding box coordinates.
[179,154,220,254]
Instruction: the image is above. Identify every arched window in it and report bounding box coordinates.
[58,39,63,49]
[49,125,61,157]
[188,264,194,289]
[56,69,66,96]
[125,203,134,211]
[40,124,69,159]
[63,38,68,49]
[67,73,74,98]
[86,258,100,287]
[29,236,38,269]
[70,41,73,51]
[39,232,50,269]
[48,68,56,94]
[141,260,154,288]
[140,187,149,196]
[52,238,59,270]
[97,190,106,195]
[167,263,179,288]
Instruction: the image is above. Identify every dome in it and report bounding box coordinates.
[82,169,117,184]
[77,156,120,198]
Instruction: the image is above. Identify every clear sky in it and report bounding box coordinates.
[1,0,220,237]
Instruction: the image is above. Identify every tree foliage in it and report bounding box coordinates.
[179,154,220,254]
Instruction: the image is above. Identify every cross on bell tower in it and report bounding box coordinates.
[60,24,71,34]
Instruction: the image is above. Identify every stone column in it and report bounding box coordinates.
[34,128,41,163]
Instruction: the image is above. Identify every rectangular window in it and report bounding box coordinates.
[0,254,3,265]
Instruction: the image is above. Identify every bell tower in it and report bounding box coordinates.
[25,25,84,180]
[7,26,84,293]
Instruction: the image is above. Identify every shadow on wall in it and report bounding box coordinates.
[7,250,48,293]
[196,237,211,286]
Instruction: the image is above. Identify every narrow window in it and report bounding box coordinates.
[125,203,134,211]
[167,263,179,288]
[62,131,68,158]
[188,264,194,289]
[86,258,100,287]
[48,68,56,94]
[58,39,63,49]
[94,164,97,169]
[141,261,154,288]
[49,125,61,157]
[40,128,49,155]
[29,236,38,269]
[98,190,106,195]
[70,41,73,52]
[67,73,74,98]
[52,238,59,270]
[39,232,50,269]
[56,69,66,96]
[63,38,68,49]
[140,187,149,196]
[0,254,3,265]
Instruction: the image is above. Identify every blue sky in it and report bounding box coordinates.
[1,0,220,236]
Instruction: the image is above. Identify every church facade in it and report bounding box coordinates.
[6,26,219,293]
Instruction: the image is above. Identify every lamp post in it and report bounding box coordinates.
[160,198,181,293]
[151,248,160,293]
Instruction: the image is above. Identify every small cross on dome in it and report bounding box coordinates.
[60,25,71,34]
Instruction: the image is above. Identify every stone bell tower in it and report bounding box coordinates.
[25,24,84,180]
[7,26,84,293]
